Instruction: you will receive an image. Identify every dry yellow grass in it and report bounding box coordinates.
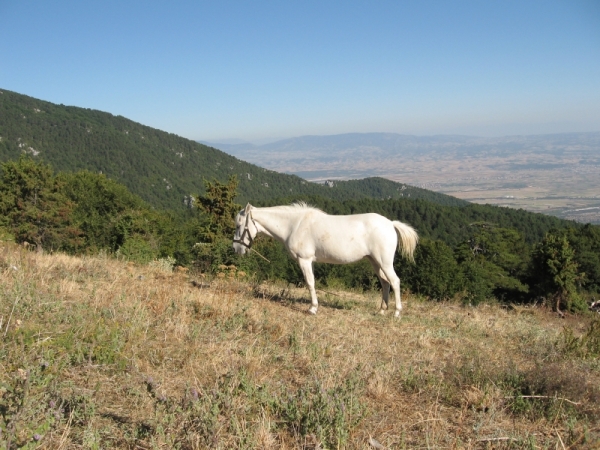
[1,242,599,449]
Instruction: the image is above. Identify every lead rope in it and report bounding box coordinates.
[250,247,270,263]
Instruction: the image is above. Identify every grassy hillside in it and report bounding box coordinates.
[2,243,599,449]
[0,89,465,210]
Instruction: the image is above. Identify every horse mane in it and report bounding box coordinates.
[271,201,322,213]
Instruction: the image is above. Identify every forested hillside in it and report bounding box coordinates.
[0,89,464,209]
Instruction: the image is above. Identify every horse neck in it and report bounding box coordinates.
[252,207,304,242]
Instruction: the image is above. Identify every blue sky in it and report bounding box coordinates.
[1,1,599,142]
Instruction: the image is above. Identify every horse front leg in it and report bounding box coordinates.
[298,258,319,314]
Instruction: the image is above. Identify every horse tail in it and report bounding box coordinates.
[392,221,419,262]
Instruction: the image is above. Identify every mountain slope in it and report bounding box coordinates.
[0,89,465,209]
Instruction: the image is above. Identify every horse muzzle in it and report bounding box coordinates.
[232,242,248,255]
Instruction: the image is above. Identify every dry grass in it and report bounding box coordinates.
[1,242,599,449]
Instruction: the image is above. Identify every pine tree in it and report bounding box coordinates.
[195,176,240,243]
[532,232,585,311]
[0,157,82,252]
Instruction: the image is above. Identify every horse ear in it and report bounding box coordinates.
[244,203,252,214]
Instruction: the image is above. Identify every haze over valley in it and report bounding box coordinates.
[206,132,600,224]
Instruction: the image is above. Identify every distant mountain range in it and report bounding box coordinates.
[0,89,465,210]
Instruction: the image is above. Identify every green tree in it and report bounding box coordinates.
[455,223,530,304]
[195,176,241,243]
[190,176,242,273]
[565,224,600,293]
[59,170,145,251]
[458,259,495,305]
[0,157,81,252]
[531,232,585,312]
[397,238,460,300]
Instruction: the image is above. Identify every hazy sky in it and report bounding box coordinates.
[1,1,599,143]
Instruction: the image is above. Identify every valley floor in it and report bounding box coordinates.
[260,143,600,224]
[1,243,599,449]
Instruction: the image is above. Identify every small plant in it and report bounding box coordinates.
[116,236,157,264]
[149,256,176,272]
[558,319,600,359]
[0,364,62,450]
[275,373,366,449]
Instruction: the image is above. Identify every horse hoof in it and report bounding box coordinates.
[308,307,318,315]
[394,311,401,319]
[379,309,386,315]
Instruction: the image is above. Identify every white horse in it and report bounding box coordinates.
[232,202,418,317]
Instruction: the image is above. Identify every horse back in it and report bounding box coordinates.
[290,211,396,263]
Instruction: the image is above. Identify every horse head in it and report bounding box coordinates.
[232,203,258,255]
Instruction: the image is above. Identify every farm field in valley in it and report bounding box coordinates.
[303,154,600,224]
[385,158,600,224]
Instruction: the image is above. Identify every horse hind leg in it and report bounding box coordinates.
[380,265,402,318]
[368,258,391,315]
[378,272,391,315]
[298,258,319,314]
